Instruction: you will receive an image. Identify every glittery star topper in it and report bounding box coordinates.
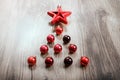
[47,6,71,25]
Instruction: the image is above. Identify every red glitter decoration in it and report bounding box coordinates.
[47,6,71,25]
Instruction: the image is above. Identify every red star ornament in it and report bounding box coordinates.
[47,6,71,25]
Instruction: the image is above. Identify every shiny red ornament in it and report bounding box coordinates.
[47,6,71,25]
[80,56,89,67]
[55,25,63,35]
[40,45,48,55]
[47,34,55,43]
[45,57,54,67]
[69,44,77,53]
[54,44,62,54]
[27,56,36,66]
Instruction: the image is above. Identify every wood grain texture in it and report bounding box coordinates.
[0,0,120,80]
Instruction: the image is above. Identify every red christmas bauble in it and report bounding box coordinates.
[27,56,36,66]
[54,44,62,54]
[45,57,54,67]
[47,34,55,43]
[80,56,89,67]
[69,44,77,53]
[55,26,63,35]
[40,45,48,55]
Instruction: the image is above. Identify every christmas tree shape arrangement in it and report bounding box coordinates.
[27,6,89,68]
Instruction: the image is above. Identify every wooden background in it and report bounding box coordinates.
[0,0,120,80]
